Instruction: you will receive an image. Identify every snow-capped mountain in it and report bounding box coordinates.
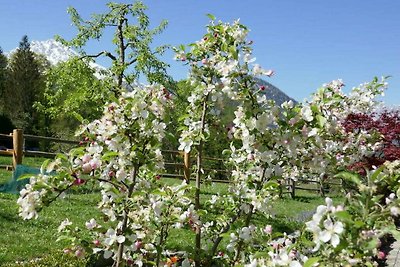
[30,39,78,65]
[8,39,107,77]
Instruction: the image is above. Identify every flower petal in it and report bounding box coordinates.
[333,221,344,234]
[116,235,126,244]
[331,233,340,247]
[319,230,331,243]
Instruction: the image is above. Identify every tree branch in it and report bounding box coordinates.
[80,51,117,61]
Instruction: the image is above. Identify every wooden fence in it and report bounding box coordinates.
[0,129,199,183]
[0,129,342,197]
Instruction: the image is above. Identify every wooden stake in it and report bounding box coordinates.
[12,129,23,169]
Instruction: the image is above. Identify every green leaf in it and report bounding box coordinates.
[73,112,84,123]
[353,220,365,228]
[152,189,168,196]
[370,165,385,182]
[316,114,327,128]
[334,171,361,185]
[70,147,86,158]
[56,153,69,162]
[310,104,319,113]
[101,151,119,161]
[365,238,379,250]
[229,45,238,60]
[252,251,270,258]
[304,257,320,267]
[40,159,51,174]
[334,210,353,223]
[17,173,33,181]
[386,226,400,240]
[218,232,229,239]
[206,13,216,21]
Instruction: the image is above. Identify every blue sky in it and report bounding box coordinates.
[1,0,399,105]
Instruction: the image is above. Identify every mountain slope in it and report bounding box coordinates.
[255,78,297,106]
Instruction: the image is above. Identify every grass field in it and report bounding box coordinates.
[0,156,344,266]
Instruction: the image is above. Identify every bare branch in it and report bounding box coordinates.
[80,51,117,61]
[127,58,138,66]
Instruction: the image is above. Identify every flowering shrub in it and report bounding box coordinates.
[174,16,391,265]
[247,164,400,267]
[16,16,400,267]
[17,84,193,266]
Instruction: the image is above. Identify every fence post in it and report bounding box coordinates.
[183,152,191,183]
[290,178,296,199]
[319,179,326,197]
[13,129,23,169]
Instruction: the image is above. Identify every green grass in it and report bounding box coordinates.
[0,156,48,185]
[0,156,344,266]
[0,192,101,265]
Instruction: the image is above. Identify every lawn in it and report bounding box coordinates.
[0,156,344,266]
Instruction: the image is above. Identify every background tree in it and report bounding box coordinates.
[344,109,400,174]
[4,35,48,135]
[0,47,8,115]
[35,57,108,139]
[0,48,14,146]
[58,1,175,96]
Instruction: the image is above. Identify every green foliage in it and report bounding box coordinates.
[3,36,49,134]
[57,1,174,96]
[34,57,108,138]
[0,47,8,114]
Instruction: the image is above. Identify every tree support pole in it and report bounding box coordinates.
[13,129,23,169]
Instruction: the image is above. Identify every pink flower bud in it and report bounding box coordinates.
[259,85,266,91]
[247,154,255,160]
[135,241,143,250]
[82,154,91,164]
[73,178,86,186]
[377,251,386,260]
[90,160,98,170]
[289,250,296,258]
[263,225,272,234]
[75,248,84,258]
[93,240,101,246]
[82,163,92,174]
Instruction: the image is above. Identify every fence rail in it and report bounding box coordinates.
[0,129,196,183]
[0,129,342,198]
